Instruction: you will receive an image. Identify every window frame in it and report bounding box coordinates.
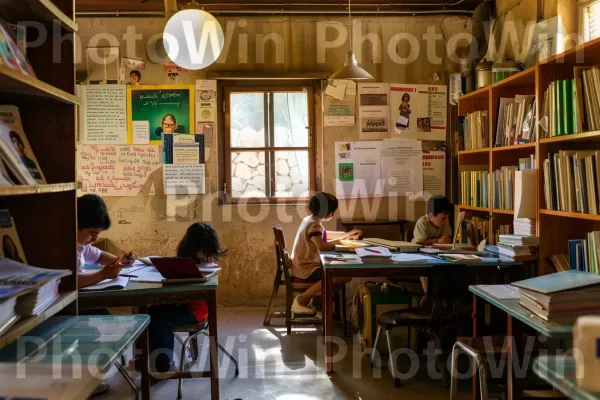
[222,84,316,204]
[580,0,600,43]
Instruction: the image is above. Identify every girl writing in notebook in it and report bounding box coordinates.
[133,222,226,374]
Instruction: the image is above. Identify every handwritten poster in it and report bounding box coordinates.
[164,164,205,195]
[381,139,423,197]
[390,84,447,141]
[80,84,127,144]
[77,145,162,196]
[358,83,390,140]
[423,151,446,196]
[127,84,194,144]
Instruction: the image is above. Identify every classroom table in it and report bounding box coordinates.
[79,273,220,400]
[0,315,149,399]
[533,355,600,400]
[321,253,529,373]
[469,285,573,400]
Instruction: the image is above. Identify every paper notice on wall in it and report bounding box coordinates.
[132,121,150,144]
[163,133,205,164]
[77,145,161,196]
[335,141,383,199]
[423,150,446,196]
[80,84,127,144]
[324,92,356,127]
[196,80,217,92]
[380,139,423,197]
[346,80,357,96]
[164,164,205,195]
[390,84,447,141]
[195,100,217,125]
[358,83,390,140]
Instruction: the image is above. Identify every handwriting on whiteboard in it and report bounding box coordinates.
[77,145,162,196]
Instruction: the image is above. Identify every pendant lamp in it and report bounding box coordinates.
[329,0,374,81]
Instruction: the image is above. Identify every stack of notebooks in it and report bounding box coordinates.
[568,231,600,273]
[512,271,600,324]
[495,95,537,146]
[513,218,536,236]
[460,169,489,208]
[460,110,489,150]
[355,246,392,261]
[540,79,579,138]
[497,234,539,260]
[0,258,70,336]
[543,150,600,214]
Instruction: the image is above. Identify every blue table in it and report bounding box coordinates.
[320,253,529,373]
[79,274,220,400]
[533,355,600,400]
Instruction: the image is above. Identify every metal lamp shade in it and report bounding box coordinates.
[330,50,374,80]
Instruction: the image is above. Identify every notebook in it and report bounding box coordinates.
[355,246,392,259]
[80,276,129,291]
[438,254,482,263]
[363,238,421,252]
[338,240,371,248]
[390,253,431,264]
[511,270,600,294]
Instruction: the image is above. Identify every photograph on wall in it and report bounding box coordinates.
[358,83,390,140]
[127,84,195,144]
[390,84,447,141]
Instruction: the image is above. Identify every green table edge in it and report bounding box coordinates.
[533,355,600,400]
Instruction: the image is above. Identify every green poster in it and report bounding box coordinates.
[339,163,354,181]
[127,84,194,144]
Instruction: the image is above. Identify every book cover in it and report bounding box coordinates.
[512,270,600,294]
[0,20,35,77]
[0,210,26,264]
[0,106,46,184]
[569,239,583,270]
[562,79,574,135]
[581,157,589,214]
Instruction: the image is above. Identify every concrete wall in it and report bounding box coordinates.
[76,15,466,305]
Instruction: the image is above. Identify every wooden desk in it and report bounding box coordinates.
[0,315,149,399]
[79,275,220,400]
[321,254,527,373]
[533,355,599,400]
[470,285,573,400]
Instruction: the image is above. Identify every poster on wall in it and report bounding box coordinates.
[358,83,390,140]
[79,84,128,144]
[162,133,206,195]
[390,84,447,141]
[77,145,162,196]
[381,139,423,197]
[422,150,446,196]
[335,141,383,199]
[127,84,195,145]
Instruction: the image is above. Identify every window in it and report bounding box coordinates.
[223,86,315,203]
[583,0,600,42]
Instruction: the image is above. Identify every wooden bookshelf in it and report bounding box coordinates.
[459,205,490,212]
[0,0,78,349]
[458,148,490,155]
[457,37,600,275]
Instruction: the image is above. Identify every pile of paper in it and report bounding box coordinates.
[355,246,392,260]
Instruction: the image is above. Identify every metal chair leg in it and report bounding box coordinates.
[478,359,489,400]
[115,361,139,400]
[385,329,401,388]
[190,338,199,362]
[177,330,204,400]
[371,325,382,368]
[199,332,240,376]
[449,342,460,400]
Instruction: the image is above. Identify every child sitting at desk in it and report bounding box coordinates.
[143,222,224,374]
[77,194,134,289]
[290,192,361,315]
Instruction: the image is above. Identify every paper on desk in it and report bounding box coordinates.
[391,253,431,263]
[80,276,129,291]
[478,284,520,299]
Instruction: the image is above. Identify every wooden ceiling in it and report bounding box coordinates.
[75,0,481,14]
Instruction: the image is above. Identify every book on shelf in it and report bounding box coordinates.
[549,253,570,273]
[462,110,488,150]
[498,234,540,246]
[0,210,26,264]
[493,166,516,210]
[458,216,491,246]
[0,284,35,336]
[541,78,580,138]
[493,224,512,246]
[543,150,600,214]
[460,166,489,208]
[567,231,600,273]
[0,19,36,77]
[573,65,600,132]
[495,95,537,146]
[0,106,46,185]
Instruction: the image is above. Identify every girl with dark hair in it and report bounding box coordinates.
[2,235,23,263]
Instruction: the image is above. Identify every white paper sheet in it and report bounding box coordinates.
[335,141,383,199]
[358,83,390,140]
[391,253,431,263]
[423,150,446,196]
[514,169,537,219]
[324,92,356,127]
[478,284,521,300]
[381,139,423,197]
[80,84,127,144]
[195,79,217,92]
[132,121,150,144]
[79,276,129,291]
[164,164,205,195]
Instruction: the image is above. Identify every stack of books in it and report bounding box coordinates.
[512,271,600,324]
[498,234,539,260]
[568,231,600,273]
[542,150,599,214]
[495,95,537,146]
[493,224,512,245]
[513,218,536,236]
[461,110,489,150]
[540,79,579,138]
[460,170,489,208]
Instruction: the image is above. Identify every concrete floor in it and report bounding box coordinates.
[99,307,473,400]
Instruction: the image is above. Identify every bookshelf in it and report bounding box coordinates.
[0,0,78,349]
[457,37,600,275]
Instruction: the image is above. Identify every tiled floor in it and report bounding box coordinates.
[100,307,472,400]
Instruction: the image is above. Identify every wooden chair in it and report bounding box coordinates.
[263,225,347,335]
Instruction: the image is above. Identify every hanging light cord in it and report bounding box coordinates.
[348,0,352,51]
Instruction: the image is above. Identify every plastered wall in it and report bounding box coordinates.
[76,15,466,304]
